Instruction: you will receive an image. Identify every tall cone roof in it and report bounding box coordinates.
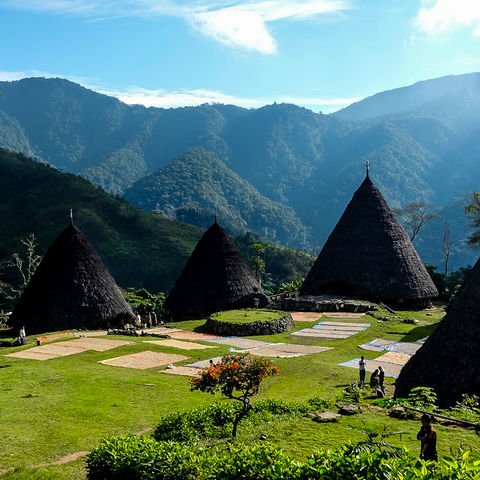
[395,257,480,407]
[164,219,267,319]
[9,222,134,333]
[300,173,438,306]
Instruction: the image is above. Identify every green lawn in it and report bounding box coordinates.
[1,306,479,479]
[210,308,286,323]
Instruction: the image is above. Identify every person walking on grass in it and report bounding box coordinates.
[359,355,366,385]
[417,413,438,461]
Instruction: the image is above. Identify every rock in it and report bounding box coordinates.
[426,313,432,316]
[312,411,341,423]
[403,318,419,325]
[338,404,361,415]
[260,434,267,440]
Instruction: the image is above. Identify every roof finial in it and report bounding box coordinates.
[366,160,370,178]
[214,213,217,224]
[70,209,73,226]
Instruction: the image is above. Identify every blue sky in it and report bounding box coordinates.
[1,0,479,112]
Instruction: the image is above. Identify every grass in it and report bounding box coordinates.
[210,308,287,324]
[1,305,479,479]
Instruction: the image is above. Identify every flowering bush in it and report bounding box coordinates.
[190,354,279,437]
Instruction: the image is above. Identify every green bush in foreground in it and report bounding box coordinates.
[87,436,480,480]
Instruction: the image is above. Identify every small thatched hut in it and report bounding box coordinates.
[164,219,267,319]
[395,258,480,407]
[9,221,134,333]
[300,170,438,308]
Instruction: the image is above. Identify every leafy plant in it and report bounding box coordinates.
[341,382,364,403]
[407,387,437,412]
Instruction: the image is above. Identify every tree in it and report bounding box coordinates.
[465,191,480,245]
[442,219,451,276]
[190,354,279,437]
[1,233,42,303]
[250,243,265,283]
[394,201,439,242]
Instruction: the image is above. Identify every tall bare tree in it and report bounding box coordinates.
[442,219,451,276]
[394,201,439,242]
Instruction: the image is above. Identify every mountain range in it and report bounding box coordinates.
[1,73,479,270]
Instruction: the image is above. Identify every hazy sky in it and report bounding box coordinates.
[1,0,479,112]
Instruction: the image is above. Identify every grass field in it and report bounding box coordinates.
[1,306,479,479]
[210,309,286,323]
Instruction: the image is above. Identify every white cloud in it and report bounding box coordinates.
[0,70,358,112]
[0,0,350,54]
[415,0,480,37]
[98,85,359,112]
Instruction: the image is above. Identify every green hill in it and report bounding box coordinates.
[0,148,202,294]
[124,147,310,248]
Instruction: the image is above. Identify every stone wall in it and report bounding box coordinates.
[278,295,377,313]
[205,313,294,336]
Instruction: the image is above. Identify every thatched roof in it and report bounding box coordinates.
[300,173,438,307]
[9,221,134,333]
[164,219,267,319]
[395,257,480,407]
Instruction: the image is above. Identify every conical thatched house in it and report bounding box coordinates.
[9,220,135,333]
[300,170,438,308]
[395,258,480,407]
[164,219,267,319]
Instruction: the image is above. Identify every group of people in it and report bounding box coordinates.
[358,355,385,394]
[358,355,438,462]
[134,312,158,329]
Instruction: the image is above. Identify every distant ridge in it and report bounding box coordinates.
[334,72,480,121]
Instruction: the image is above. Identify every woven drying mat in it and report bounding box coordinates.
[36,332,75,345]
[4,350,59,361]
[319,321,370,329]
[386,342,421,355]
[58,338,134,352]
[205,337,271,348]
[100,351,190,370]
[245,347,303,358]
[375,351,412,366]
[27,344,89,356]
[291,329,350,339]
[148,327,182,335]
[168,331,220,341]
[290,312,323,322]
[81,331,109,337]
[338,358,403,378]
[144,339,215,350]
[186,357,224,369]
[358,338,395,352]
[323,312,366,318]
[159,366,202,377]
[312,325,365,333]
[263,343,332,354]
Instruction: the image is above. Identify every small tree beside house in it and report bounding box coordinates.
[190,354,279,437]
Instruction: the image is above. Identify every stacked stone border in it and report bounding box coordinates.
[205,312,294,336]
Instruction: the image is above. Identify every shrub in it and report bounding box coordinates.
[407,387,437,411]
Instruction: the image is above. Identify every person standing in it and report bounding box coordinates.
[19,326,26,345]
[417,414,438,461]
[359,355,366,385]
[378,365,385,394]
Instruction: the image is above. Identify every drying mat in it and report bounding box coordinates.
[100,351,190,370]
[386,342,421,355]
[24,344,88,357]
[417,337,428,344]
[81,331,109,337]
[144,339,215,350]
[375,351,412,366]
[148,327,182,335]
[244,344,332,358]
[186,357,224,369]
[204,337,271,349]
[315,321,370,329]
[291,328,351,339]
[359,339,395,352]
[168,331,220,341]
[159,366,202,377]
[4,350,59,361]
[338,358,403,378]
[56,338,134,352]
[323,312,366,319]
[36,332,75,345]
[290,312,323,322]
